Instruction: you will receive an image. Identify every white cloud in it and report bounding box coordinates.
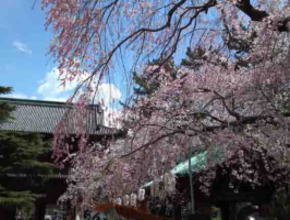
[88,83,122,128]
[37,67,89,101]
[37,68,70,101]
[1,93,37,100]
[93,83,123,128]
[103,107,123,128]
[38,67,122,104]
[94,83,122,106]
[12,41,32,55]
[37,67,123,128]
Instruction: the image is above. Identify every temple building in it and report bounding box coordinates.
[0,97,122,220]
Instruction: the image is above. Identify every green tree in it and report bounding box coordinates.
[133,58,177,97]
[0,87,57,219]
[0,87,14,124]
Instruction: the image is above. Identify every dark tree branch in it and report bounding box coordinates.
[121,130,185,158]
[213,91,242,120]
[236,0,290,32]
[235,0,268,21]
[277,16,290,32]
[202,115,276,132]
[121,112,285,157]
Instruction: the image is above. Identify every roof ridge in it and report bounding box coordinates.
[0,97,100,108]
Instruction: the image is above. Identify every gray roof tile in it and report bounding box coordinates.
[0,98,119,135]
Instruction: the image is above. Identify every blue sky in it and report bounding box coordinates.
[0,0,200,101]
[0,0,219,127]
[0,1,53,99]
[0,0,214,104]
[0,0,122,106]
[0,1,124,128]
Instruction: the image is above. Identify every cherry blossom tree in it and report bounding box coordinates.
[42,0,290,87]
[43,0,290,207]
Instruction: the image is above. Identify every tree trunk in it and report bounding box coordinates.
[33,199,46,220]
[220,203,230,220]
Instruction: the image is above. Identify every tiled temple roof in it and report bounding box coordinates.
[0,97,120,136]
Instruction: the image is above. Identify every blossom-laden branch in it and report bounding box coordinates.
[43,0,290,91]
[43,0,290,207]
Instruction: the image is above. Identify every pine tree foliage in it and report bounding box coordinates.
[133,58,178,97]
[0,86,57,216]
[0,87,14,124]
[181,47,207,70]
[0,132,55,214]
